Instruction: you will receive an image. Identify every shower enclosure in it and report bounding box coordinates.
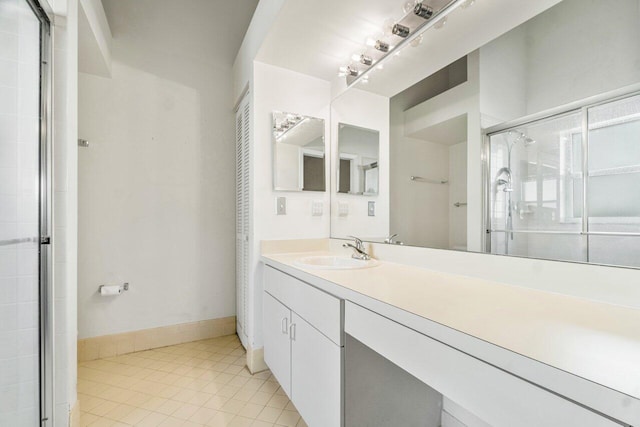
[487,91,640,268]
[0,0,52,425]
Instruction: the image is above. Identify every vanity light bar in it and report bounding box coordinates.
[341,0,469,88]
[274,116,309,141]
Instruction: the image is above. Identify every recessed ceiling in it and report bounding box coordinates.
[406,113,467,145]
[102,0,259,66]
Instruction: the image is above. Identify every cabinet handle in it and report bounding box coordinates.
[281,317,288,334]
[289,323,296,341]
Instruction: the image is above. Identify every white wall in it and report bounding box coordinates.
[78,0,111,77]
[390,133,450,249]
[232,0,285,103]
[331,88,390,240]
[248,61,332,350]
[478,24,527,126]
[448,142,467,250]
[50,0,80,423]
[525,0,640,115]
[77,0,256,338]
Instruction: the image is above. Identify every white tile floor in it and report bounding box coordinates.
[78,335,307,427]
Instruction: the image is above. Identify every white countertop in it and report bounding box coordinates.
[261,249,640,425]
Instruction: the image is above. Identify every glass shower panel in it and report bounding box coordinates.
[589,235,640,268]
[489,112,584,260]
[0,0,42,425]
[491,231,587,263]
[587,94,640,235]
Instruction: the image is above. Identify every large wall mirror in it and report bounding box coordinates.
[330,0,640,268]
[273,111,326,192]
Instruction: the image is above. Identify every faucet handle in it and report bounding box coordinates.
[347,235,364,250]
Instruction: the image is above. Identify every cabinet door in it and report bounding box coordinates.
[291,312,342,427]
[263,292,292,398]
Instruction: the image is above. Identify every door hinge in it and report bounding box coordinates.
[40,236,51,245]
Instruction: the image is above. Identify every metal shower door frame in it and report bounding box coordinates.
[482,83,640,268]
[22,0,55,424]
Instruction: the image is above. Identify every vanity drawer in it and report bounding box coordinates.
[345,302,619,427]
[264,266,342,345]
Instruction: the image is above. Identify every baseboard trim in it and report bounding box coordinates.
[70,400,80,427]
[247,346,268,374]
[78,316,236,362]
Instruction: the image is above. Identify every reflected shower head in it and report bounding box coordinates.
[508,130,536,146]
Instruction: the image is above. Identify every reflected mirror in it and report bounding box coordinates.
[330,0,640,269]
[272,111,326,192]
[337,123,380,196]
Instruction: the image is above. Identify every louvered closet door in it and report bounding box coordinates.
[236,92,251,344]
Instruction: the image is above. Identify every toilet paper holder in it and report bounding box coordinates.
[98,282,129,294]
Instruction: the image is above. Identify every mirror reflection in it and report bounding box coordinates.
[489,93,640,267]
[330,0,640,269]
[337,123,380,196]
[272,111,326,192]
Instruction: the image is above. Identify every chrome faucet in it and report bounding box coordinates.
[384,233,403,245]
[343,236,371,260]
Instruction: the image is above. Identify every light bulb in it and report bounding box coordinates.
[392,23,410,38]
[365,37,377,47]
[345,65,359,77]
[413,3,434,19]
[360,55,373,66]
[375,40,390,53]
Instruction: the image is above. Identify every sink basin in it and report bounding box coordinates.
[294,255,379,270]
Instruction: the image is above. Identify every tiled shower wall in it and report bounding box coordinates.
[0,0,42,425]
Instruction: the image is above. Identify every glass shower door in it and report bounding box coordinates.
[488,111,587,263]
[0,0,50,425]
[487,92,640,268]
[587,93,640,267]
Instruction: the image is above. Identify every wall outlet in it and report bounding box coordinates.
[312,200,323,216]
[276,197,286,215]
[338,202,349,217]
[368,201,375,217]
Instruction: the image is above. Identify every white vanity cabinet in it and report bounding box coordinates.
[263,266,343,427]
[345,302,621,427]
[263,293,292,397]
